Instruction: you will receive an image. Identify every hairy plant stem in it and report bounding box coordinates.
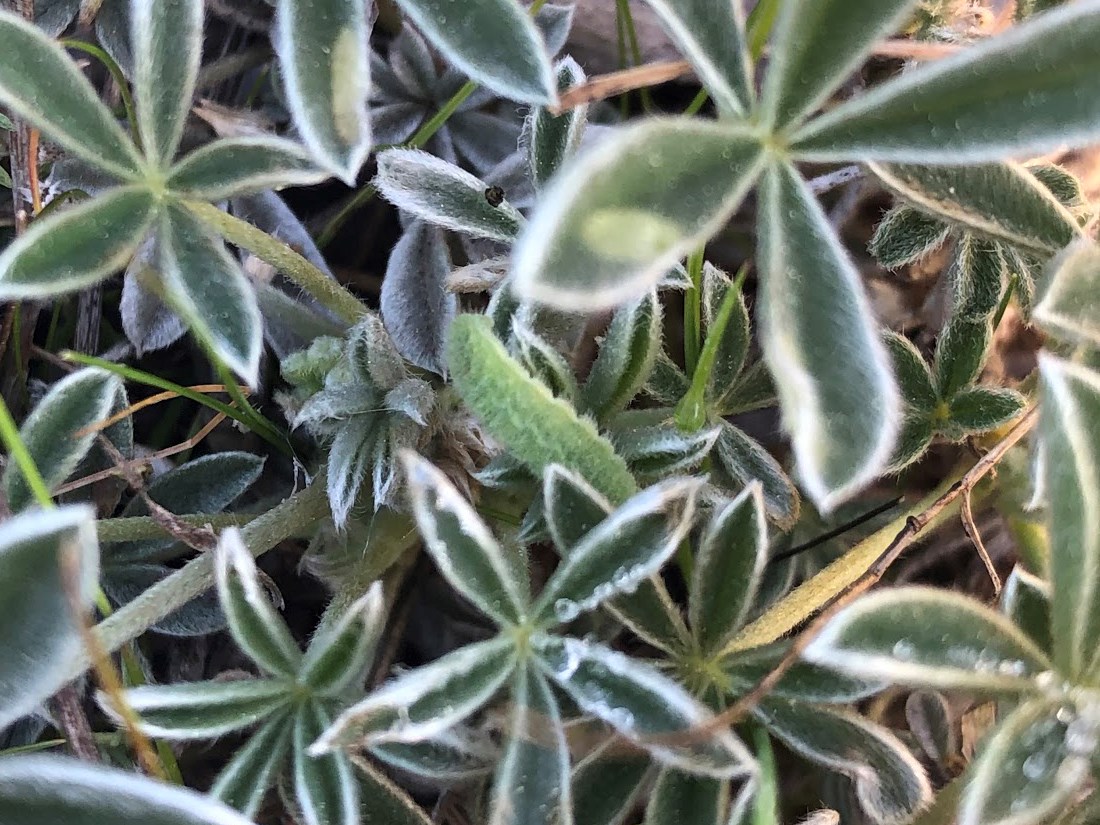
[74,480,330,681]
[183,200,366,326]
[96,513,251,543]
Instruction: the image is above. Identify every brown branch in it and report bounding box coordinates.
[961,489,1001,595]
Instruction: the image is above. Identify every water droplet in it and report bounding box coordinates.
[1022,751,1050,781]
[554,598,580,623]
[892,640,916,661]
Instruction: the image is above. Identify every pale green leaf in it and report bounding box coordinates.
[513,118,765,311]
[0,187,156,299]
[0,755,259,825]
[209,710,294,817]
[532,476,701,626]
[313,637,515,749]
[118,680,291,739]
[215,528,303,679]
[690,483,768,653]
[642,0,753,116]
[294,701,359,825]
[392,0,556,104]
[610,418,721,483]
[2,368,121,512]
[302,582,385,696]
[757,698,932,825]
[131,0,201,167]
[404,452,528,626]
[535,635,754,778]
[792,3,1100,163]
[488,664,572,825]
[757,160,900,512]
[803,587,1052,693]
[0,507,99,731]
[868,162,1080,254]
[1038,354,1100,679]
[762,0,918,128]
[448,314,638,504]
[0,12,144,178]
[375,149,525,242]
[958,698,1086,825]
[158,202,263,384]
[934,314,992,400]
[644,768,727,825]
[275,0,372,183]
[167,137,328,200]
[1035,240,1100,348]
[723,641,884,704]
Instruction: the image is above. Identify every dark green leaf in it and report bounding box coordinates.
[275,0,372,183]
[642,0,753,116]
[488,664,571,825]
[0,187,156,299]
[723,641,884,704]
[581,291,663,422]
[570,742,651,825]
[313,637,516,749]
[868,206,949,270]
[1002,565,1052,655]
[119,679,290,739]
[804,587,1051,693]
[934,315,992,400]
[713,418,800,530]
[0,506,99,730]
[535,635,754,777]
[167,137,328,200]
[404,452,528,626]
[2,368,121,512]
[0,13,143,178]
[644,768,727,825]
[532,477,701,626]
[294,701,360,825]
[757,160,900,512]
[513,118,764,310]
[302,582,385,696]
[529,57,588,189]
[131,0,200,167]
[945,387,1026,438]
[869,162,1079,254]
[757,698,932,825]
[543,464,612,553]
[392,0,556,104]
[904,691,956,766]
[209,710,294,816]
[792,3,1100,163]
[368,729,495,785]
[513,323,579,402]
[948,236,1006,321]
[882,330,937,412]
[610,419,720,483]
[215,529,303,679]
[700,262,751,409]
[690,484,768,653]
[158,202,262,383]
[886,414,935,474]
[762,0,917,128]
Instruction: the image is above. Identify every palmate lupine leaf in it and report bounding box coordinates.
[392,0,557,105]
[0,12,144,178]
[300,583,385,696]
[0,755,258,825]
[0,507,99,731]
[131,0,201,167]
[642,0,753,117]
[761,0,917,129]
[791,0,1100,163]
[804,588,1051,693]
[1,368,122,512]
[644,769,726,825]
[166,137,329,200]
[580,291,663,423]
[756,160,899,511]
[275,0,373,183]
[209,711,295,816]
[512,119,765,310]
[1038,355,1100,680]
[293,701,360,825]
[528,57,588,189]
[118,680,292,739]
[1035,240,1100,348]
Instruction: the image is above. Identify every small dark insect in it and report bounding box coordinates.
[484,186,505,207]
